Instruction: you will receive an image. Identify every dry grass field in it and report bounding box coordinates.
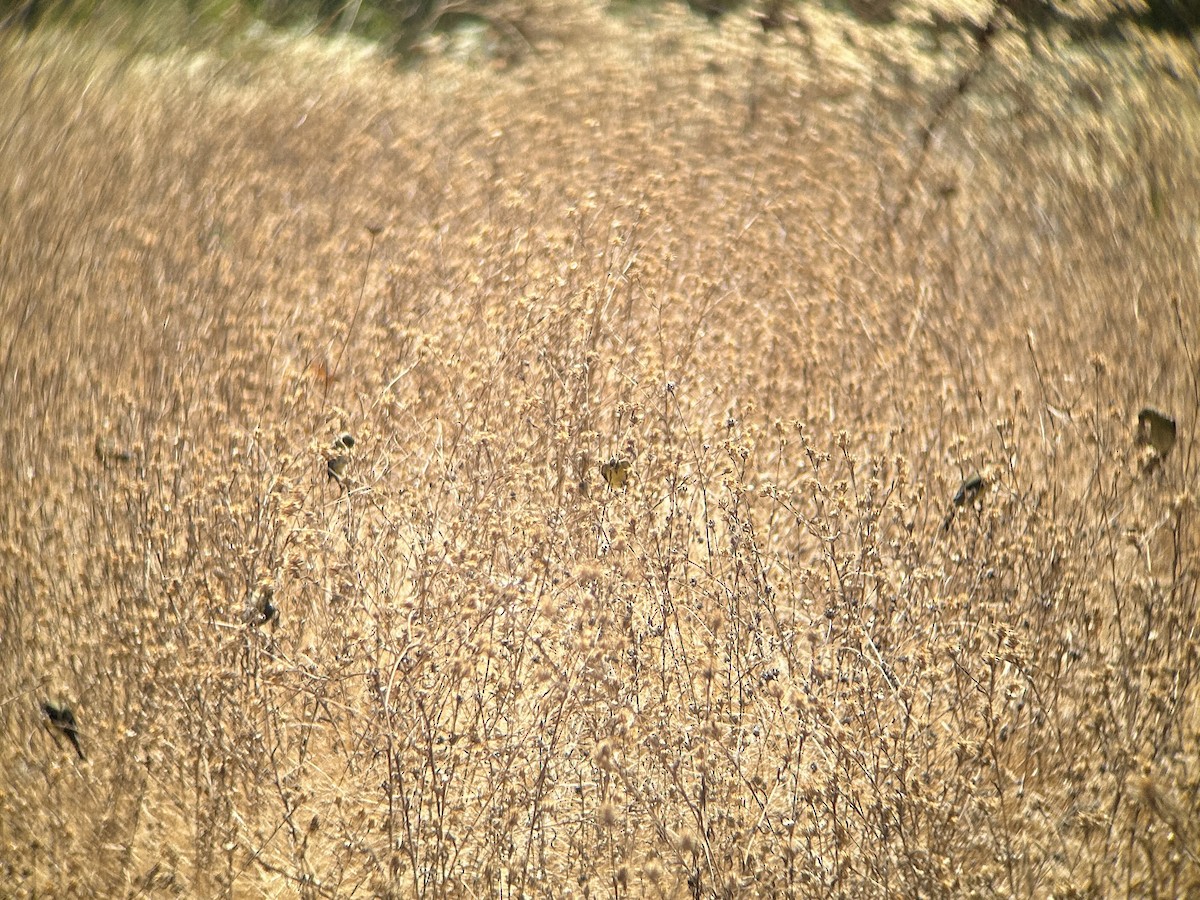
[1,2,1198,896]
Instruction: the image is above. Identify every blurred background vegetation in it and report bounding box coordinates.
[2,0,1197,60]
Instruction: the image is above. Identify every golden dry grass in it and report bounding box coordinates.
[1,3,1198,897]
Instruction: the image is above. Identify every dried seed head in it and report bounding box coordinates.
[598,802,618,830]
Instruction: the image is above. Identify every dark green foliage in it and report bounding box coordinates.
[2,0,1195,50]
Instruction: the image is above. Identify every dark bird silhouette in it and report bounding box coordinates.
[1137,407,1176,457]
[1136,407,1177,475]
[42,702,85,760]
[254,586,279,626]
[941,472,985,532]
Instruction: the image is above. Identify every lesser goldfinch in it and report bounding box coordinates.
[42,702,85,760]
[255,586,279,626]
[600,455,631,490]
[942,472,984,532]
[327,455,348,482]
[327,433,355,484]
[1137,408,1176,459]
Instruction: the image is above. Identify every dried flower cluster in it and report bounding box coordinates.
[1,4,1198,897]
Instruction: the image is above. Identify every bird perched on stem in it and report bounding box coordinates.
[327,432,355,485]
[248,585,279,626]
[1136,407,1176,474]
[941,471,985,532]
[42,702,85,760]
[600,455,631,491]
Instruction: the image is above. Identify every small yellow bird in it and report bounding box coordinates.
[600,455,631,490]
